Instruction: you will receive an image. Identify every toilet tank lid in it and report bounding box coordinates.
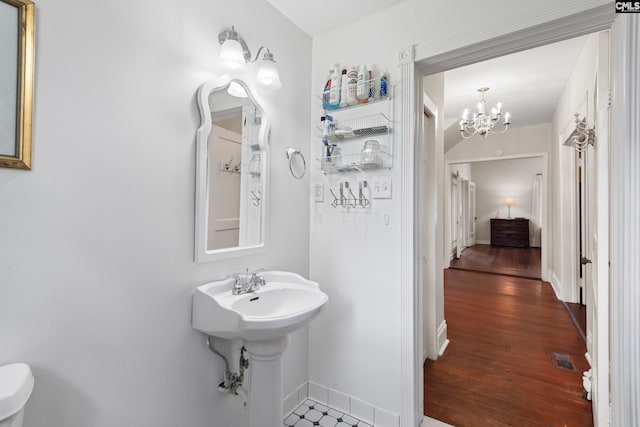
[0,364,34,420]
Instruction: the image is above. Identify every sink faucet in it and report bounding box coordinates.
[231,269,266,295]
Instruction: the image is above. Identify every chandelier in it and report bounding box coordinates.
[459,87,510,139]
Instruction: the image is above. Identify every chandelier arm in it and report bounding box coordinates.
[490,125,510,135]
[460,127,477,139]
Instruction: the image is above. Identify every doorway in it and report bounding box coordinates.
[446,156,545,280]
[416,25,608,427]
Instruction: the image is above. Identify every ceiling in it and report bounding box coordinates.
[444,35,589,129]
[266,0,405,37]
[265,1,590,131]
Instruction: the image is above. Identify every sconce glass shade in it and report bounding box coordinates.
[256,52,282,90]
[227,81,248,98]
[219,38,245,69]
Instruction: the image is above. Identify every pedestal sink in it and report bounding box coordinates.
[192,271,328,427]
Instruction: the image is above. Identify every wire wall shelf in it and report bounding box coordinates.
[318,78,394,112]
[319,149,392,173]
[319,113,392,142]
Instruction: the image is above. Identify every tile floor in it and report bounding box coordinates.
[283,399,372,427]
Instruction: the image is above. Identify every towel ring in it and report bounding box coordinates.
[285,147,306,179]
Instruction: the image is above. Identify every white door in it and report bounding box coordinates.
[207,124,242,250]
[460,179,469,249]
[450,174,462,259]
[585,31,610,427]
[468,181,477,246]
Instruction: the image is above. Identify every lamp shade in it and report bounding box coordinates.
[501,197,518,206]
[219,38,245,69]
[256,53,282,90]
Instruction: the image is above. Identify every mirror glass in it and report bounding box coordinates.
[0,1,18,157]
[195,79,268,262]
[0,0,34,169]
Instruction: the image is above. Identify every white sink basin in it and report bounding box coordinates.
[192,271,328,341]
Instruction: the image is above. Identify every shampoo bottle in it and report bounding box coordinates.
[357,65,368,104]
[347,66,358,106]
[380,70,388,98]
[322,68,333,110]
[328,66,341,109]
[339,69,348,108]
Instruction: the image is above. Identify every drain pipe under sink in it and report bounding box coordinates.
[206,336,249,396]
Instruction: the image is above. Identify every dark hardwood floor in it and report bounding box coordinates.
[425,268,592,427]
[449,244,541,279]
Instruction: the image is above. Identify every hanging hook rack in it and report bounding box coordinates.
[328,181,370,209]
[221,156,241,173]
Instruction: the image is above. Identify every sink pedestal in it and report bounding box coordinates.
[243,336,289,427]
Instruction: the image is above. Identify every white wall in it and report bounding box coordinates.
[308,0,607,422]
[0,1,311,426]
[470,158,544,243]
[0,1,18,155]
[446,123,552,162]
[550,33,599,302]
[449,163,471,181]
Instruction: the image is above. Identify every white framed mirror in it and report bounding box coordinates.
[195,77,269,262]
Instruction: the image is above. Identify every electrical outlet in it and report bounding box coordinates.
[373,179,392,199]
[314,183,324,202]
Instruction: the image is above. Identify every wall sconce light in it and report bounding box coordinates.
[501,197,518,219]
[218,26,282,91]
[569,113,596,153]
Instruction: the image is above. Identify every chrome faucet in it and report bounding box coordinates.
[231,269,266,295]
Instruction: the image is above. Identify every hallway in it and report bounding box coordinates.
[424,268,592,426]
[449,244,541,280]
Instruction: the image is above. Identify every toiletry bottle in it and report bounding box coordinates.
[322,68,333,110]
[347,66,358,106]
[328,66,341,109]
[325,114,334,137]
[339,69,348,108]
[380,70,388,98]
[357,65,368,104]
[321,116,327,138]
[367,66,374,101]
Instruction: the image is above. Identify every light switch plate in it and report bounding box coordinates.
[314,183,324,202]
[373,179,392,199]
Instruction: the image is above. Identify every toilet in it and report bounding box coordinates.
[0,364,34,427]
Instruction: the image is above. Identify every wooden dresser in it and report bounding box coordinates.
[490,218,530,248]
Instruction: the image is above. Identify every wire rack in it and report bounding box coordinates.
[319,113,392,142]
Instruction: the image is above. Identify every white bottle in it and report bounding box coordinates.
[328,66,341,108]
[357,65,368,104]
[339,69,348,108]
[347,66,358,106]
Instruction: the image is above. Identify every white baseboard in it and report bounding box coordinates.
[476,239,490,245]
[549,271,562,300]
[287,381,400,427]
[437,320,449,357]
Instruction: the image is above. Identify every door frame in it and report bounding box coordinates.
[399,4,617,426]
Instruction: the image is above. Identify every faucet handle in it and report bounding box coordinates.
[250,268,264,278]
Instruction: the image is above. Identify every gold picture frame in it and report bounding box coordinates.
[0,0,34,169]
